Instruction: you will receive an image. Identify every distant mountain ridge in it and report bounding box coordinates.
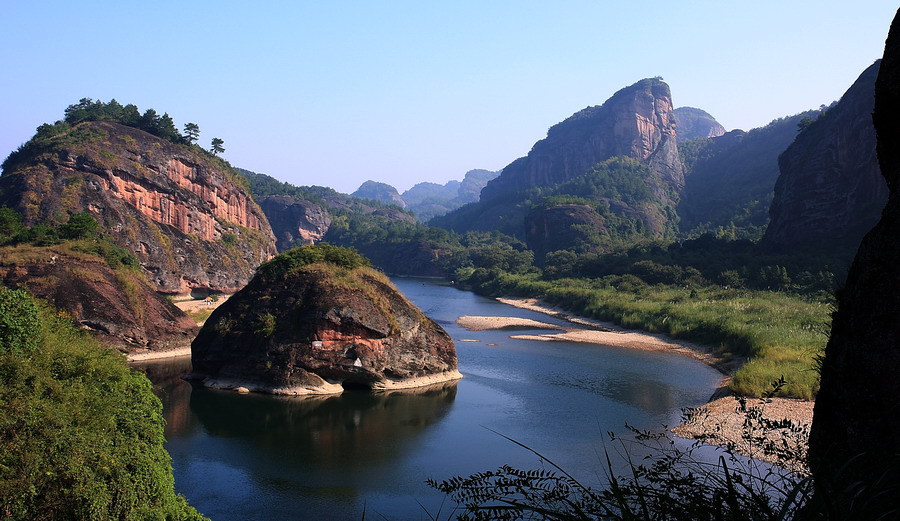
[674,107,726,142]
[432,78,686,253]
[352,180,407,208]
[400,169,500,221]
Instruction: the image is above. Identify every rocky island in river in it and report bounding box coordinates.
[188,244,461,395]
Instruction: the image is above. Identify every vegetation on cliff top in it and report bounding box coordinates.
[0,286,206,520]
[1,98,250,194]
[254,242,371,281]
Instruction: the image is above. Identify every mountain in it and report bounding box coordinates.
[674,107,726,142]
[480,77,683,201]
[0,120,277,294]
[763,60,886,253]
[677,110,821,238]
[352,180,406,208]
[401,169,500,221]
[432,78,683,253]
[241,170,417,252]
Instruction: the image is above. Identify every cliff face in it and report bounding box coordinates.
[258,195,332,251]
[764,61,887,252]
[0,122,277,293]
[808,11,900,509]
[481,78,683,200]
[0,247,197,353]
[189,252,460,394]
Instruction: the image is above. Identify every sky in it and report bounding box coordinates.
[1,1,897,194]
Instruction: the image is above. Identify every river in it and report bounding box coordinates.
[136,277,722,520]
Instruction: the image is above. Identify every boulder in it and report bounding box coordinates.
[189,246,460,394]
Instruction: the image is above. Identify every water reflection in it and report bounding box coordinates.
[137,278,723,521]
[133,357,200,438]
[188,379,458,468]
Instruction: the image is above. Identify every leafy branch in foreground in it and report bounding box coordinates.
[429,391,813,521]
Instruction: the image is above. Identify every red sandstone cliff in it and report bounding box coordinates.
[0,121,277,293]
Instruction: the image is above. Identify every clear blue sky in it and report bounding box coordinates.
[1,1,896,194]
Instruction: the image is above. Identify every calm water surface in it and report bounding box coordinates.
[138,278,722,520]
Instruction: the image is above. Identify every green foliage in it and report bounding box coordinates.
[210,137,225,155]
[0,207,25,244]
[1,207,139,271]
[255,243,372,280]
[0,287,42,355]
[221,232,238,246]
[62,98,184,144]
[254,312,277,336]
[456,268,827,399]
[183,122,200,144]
[58,211,99,240]
[0,289,207,520]
[1,98,226,175]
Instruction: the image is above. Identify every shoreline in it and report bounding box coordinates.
[126,347,192,362]
[189,370,463,396]
[495,297,740,377]
[471,296,814,463]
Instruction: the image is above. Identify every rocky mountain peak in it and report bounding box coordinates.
[480,77,684,201]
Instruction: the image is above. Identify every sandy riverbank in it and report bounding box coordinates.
[125,296,232,362]
[462,298,737,375]
[127,347,192,362]
[461,297,814,464]
[673,395,813,471]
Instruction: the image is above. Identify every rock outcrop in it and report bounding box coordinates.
[480,77,684,201]
[189,246,460,394]
[0,121,277,294]
[674,107,726,142]
[764,61,887,253]
[0,247,197,353]
[258,195,332,251]
[808,9,900,512]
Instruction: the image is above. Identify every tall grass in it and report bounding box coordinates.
[462,271,829,399]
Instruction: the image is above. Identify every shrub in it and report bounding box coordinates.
[0,287,42,354]
[255,243,371,280]
[0,288,207,520]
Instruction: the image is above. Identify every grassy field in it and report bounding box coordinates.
[461,270,829,399]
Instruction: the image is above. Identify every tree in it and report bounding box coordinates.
[184,123,200,144]
[58,212,99,240]
[210,137,225,155]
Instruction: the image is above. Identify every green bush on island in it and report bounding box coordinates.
[254,242,371,281]
[0,286,206,520]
